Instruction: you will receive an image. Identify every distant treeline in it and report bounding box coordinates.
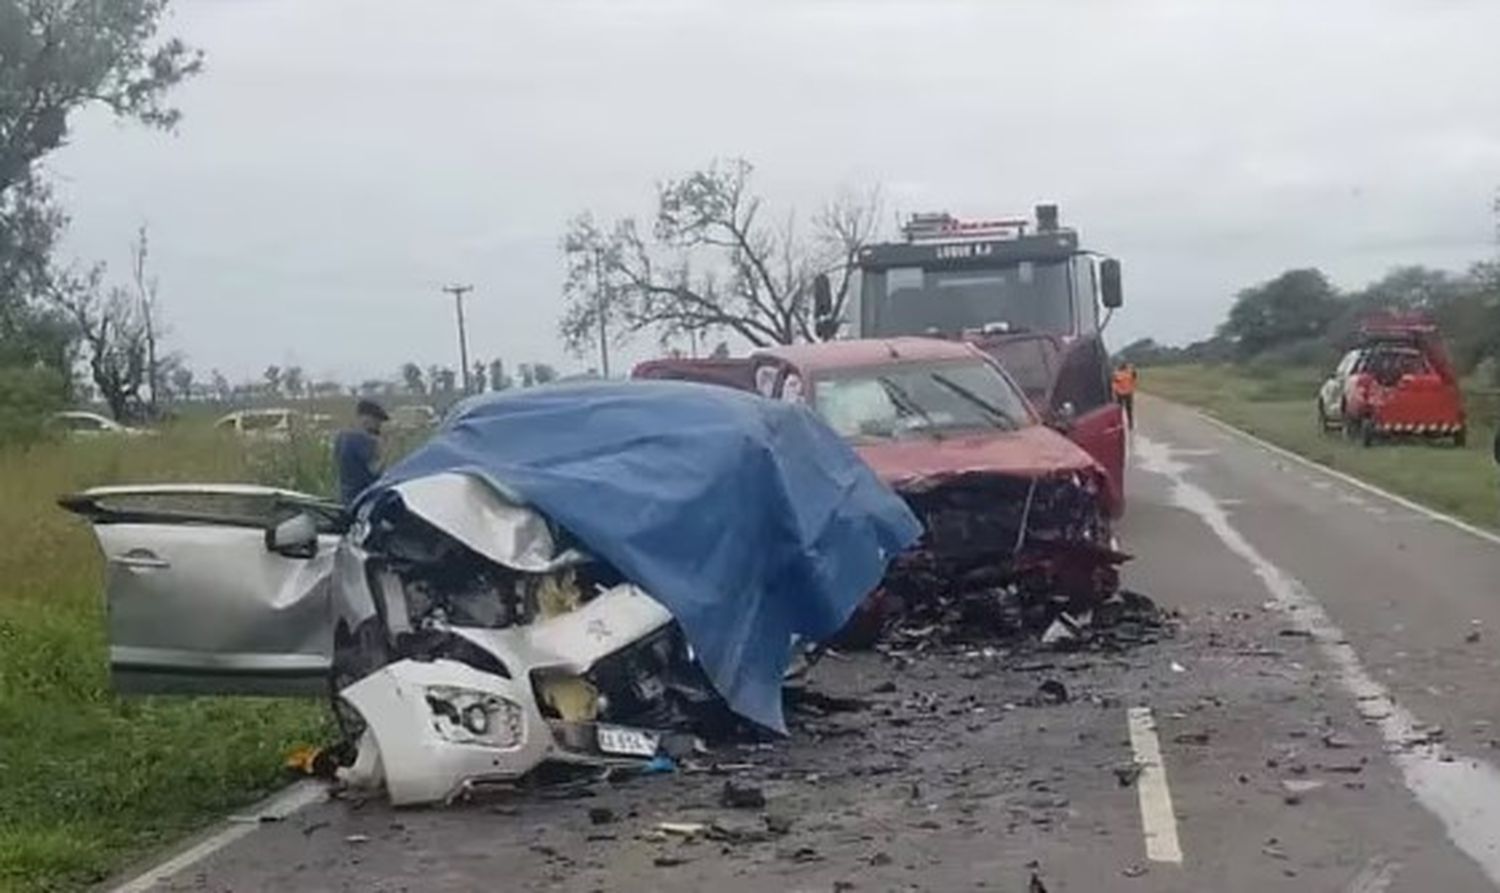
[1119,265,1500,381]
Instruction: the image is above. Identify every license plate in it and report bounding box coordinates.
[596,725,659,757]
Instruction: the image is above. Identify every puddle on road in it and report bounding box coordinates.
[1135,435,1500,888]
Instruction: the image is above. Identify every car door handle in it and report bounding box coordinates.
[112,553,170,570]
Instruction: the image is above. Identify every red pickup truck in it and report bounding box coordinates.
[633,337,1125,643]
[1317,315,1466,447]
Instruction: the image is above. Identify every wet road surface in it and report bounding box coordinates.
[117,396,1500,892]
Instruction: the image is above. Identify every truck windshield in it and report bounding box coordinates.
[864,260,1074,337]
[811,359,1032,441]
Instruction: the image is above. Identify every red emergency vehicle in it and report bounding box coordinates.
[1317,313,1466,447]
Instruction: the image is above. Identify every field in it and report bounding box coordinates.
[1142,364,1500,529]
[0,424,351,892]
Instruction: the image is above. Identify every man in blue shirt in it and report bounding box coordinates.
[335,400,388,505]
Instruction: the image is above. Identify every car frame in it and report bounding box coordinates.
[214,408,305,441]
[49,410,147,437]
[60,478,693,805]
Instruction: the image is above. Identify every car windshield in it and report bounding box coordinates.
[864,261,1074,337]
[811,359,1032,440]
[1362,348,1430,384]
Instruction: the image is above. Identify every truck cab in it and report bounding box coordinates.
[818,205,1127,513]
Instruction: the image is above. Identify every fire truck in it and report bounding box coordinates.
[812,204,1127,512]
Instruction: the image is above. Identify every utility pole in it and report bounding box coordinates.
[442,284,474,393]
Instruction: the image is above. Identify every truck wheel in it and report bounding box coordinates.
[1359,418,1376,447]
[1455,429,1467,448]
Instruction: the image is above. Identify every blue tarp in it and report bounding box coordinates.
[362,380,922,732]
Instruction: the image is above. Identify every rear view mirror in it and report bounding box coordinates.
[1100,258,1123,309]
[812,273,839,340]
[266,512,319,558]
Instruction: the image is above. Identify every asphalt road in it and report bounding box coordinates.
[115,395,1500,892]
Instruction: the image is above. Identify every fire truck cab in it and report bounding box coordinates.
[814,205,1127,513]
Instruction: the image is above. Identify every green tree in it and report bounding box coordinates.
[400,362,426,395]
[1218,268,1343,359]
[0,0,202,423]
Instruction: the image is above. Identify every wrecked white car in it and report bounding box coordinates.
[62,381,920,805]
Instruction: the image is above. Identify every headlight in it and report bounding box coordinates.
[425,686,524,749]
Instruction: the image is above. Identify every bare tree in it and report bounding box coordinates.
[812,185,882,338]
[169,364,192,400]
[49,265,149,420]
[560,159,880,355]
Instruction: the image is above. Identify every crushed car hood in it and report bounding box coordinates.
[853,425,1105,492]
[360,380,922,733]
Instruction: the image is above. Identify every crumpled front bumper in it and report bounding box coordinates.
[338,658,658,806]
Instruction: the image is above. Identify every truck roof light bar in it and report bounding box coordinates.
[902,212,1030,243]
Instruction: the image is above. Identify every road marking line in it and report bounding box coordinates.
[1136,435,1500,888]
[1125,706,1183,864]
[1180,406,1500,548]
[1346,855,1398,893]
[108,781,324,893]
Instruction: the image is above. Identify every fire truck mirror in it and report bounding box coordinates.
[812,273,833,319]
[812,273,838,339]
[1100,258,1123,309]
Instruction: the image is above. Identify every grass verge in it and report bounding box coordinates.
[0,429,338,892]
[1142,364,1500,529]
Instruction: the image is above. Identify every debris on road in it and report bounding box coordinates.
[587,806,615,825]
[1029,679,1071,705]
[1113,762,1144,787]
[720,780,768,809]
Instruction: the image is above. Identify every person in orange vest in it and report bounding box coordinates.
[1111,362,1138,429]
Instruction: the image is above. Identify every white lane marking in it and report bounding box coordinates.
[1125,706,1183,864]
[1184,408,1500,547]
[108,781,324,893]
[1136,435,1500,887]
[1346,855,1398,893]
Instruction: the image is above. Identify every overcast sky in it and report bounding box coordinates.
[45,0,1500,384]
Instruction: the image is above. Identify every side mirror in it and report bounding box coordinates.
[812,273,838,340]
[1050,401,1077,432]
[266,512,320,558]
[1100,258,1123,309]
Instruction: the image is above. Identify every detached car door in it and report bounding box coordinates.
[60,485,347,696]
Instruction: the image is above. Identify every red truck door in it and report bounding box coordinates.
[1051,338,1126,515]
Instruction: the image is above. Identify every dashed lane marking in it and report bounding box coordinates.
[1126,706,1184,864]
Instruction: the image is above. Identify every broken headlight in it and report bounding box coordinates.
[425,686,524,749]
